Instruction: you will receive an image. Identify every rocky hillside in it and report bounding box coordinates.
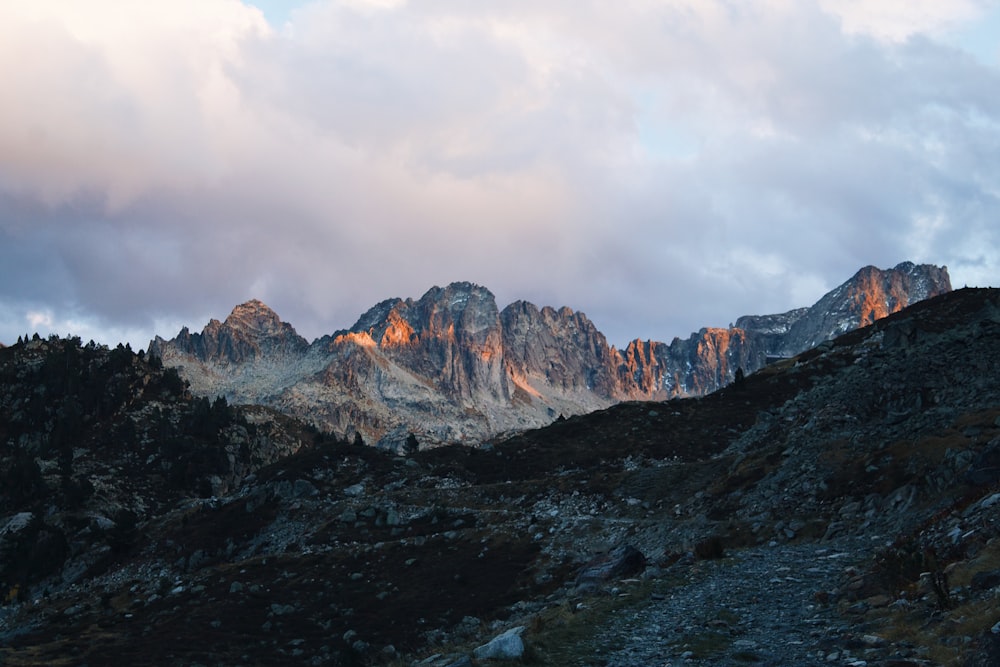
[150,263,950,449]
[0,336,314,611]
[1,286,998,666]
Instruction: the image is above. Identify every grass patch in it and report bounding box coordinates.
[733,649,764,662]
[870,540,1000,666]
[672,630,731,658]
[877,598,1000,666]
[524,579,658,665]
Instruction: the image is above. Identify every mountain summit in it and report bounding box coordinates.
[151,299,308,365]
[149,262,950,448]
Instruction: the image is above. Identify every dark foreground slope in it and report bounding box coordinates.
[1,288,999,666]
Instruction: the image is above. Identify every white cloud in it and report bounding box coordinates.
[0,0,270,208]
[0,0,997,348]
[818,0,989,42]
[26,311,54,330]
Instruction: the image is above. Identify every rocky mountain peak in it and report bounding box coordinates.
[348,282,500,346]
[221,299,285,332]
[149,299,308,365]
[620,262,952,400]
[500,300,621,401]
[146,263,952,448]
[777,262,952,354]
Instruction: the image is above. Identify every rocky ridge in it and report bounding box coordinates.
[1,287,998,665]
[150,263,951,449]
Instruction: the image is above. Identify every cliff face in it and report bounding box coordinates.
[500,301,622,402]
[775,262,952,354]
[149,299,309,365]
[149,263,951,447]
[623,262,953,399]
[619,327,767,400]
[346,282,510,403]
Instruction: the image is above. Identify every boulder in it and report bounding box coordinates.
[964,442,1000,486]
[473,626,525,661]
[575,543,647,588]
[970,569,1000,592]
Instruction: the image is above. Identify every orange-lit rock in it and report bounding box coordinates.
[379,311,415,347]
[149,263,951,449]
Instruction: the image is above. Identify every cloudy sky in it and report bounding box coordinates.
[1,1,998,349]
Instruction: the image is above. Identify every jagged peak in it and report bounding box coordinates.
[223,299,284,328]
[350,297,407,333]
[149,298,307,364]
[348,283,500,343]
[418,282,496,313]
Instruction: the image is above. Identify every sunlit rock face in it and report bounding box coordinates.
[621,327,769,399]
[149,263,950,447]
[620,262,952,399]
[773,262,952,355]
[500,300,623,402]
[347,282,510,403]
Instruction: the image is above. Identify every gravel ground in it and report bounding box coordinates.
[591,537,924,667]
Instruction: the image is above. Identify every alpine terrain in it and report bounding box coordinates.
[149,262,950,449]
[2,266,999,665]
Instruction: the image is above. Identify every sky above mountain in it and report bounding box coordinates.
[1,1,998,348]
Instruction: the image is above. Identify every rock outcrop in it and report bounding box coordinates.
[623,262,952,398]
[151,299,309,365]
[149,263,951,447]
[759,260,952,355]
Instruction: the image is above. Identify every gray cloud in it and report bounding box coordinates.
[0,0,997,348]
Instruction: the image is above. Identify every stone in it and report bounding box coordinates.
[0,512,34,535]
[979,493,1000,510]
[344,483,365,497]
[575,544,647,587]
[63,604,85,616]
[293,479,319,498]
[864,594,892,608]
[472,626,525,661]
[270,603,295,616]
[964,443,1000,486]
[970,569,1000,592]
[861,634,887,647]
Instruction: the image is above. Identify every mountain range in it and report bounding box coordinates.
[149,262,950,449]
[2,279,999,665]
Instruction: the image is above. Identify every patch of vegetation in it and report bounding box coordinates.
[672,629,731,658]
[866,534,1000,665]
[524,579,658,665]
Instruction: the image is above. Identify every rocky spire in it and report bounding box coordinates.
[149,300,308,364]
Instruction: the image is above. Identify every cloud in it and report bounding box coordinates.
[0,0,997,348]
[0,1,270,208]
[818,0,989,42]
